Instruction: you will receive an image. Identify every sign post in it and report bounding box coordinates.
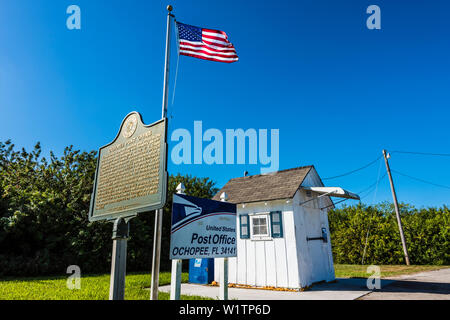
[170,183,185,300]
[89,111,168,300]
[109,218,129,300]
[150,208,163,300]
[219,192,229,300]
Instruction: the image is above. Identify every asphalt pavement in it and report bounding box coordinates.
[359,267,450,300]
[159,268,450,300]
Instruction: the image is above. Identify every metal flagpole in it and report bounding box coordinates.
[150,5,174,301]
[161,5,173,119]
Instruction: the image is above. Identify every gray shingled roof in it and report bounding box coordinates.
[212,166,313,204]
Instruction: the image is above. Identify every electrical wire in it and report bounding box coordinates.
[361,158,383,264]
[323,149,450,181]
[358,172,387,195]
[391,169,450,190]
[322,155,382,180]
[320,172,387,210]
[391,150,450,157]
[320,149,449,208]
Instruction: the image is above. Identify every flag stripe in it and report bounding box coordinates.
[202,31,228,39]
[202,33,229,42]
[180,50,238,60]
[180,51,238,63]
[179,50,238,61]
[202,37,232,46]
[180,40,236,52]
[179,45,239,56]
[202,28,227,36]
[180,43,236,54]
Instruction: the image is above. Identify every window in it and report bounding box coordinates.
[250,214,270,239]
[252,216,269,236]
[242,211,284,240]
[239,214,250,239]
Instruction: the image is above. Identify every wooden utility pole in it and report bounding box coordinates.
[382,149,411,265]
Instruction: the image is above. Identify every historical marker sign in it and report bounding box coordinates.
[89,112,167,222]
[170,194,237,259]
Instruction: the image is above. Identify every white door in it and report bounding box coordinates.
[306,208,329,283]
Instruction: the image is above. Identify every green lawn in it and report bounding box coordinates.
[334,264,448,279]
[1,265,448,300]
[0,272,211,300]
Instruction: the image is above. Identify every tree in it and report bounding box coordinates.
[0,140,218,276]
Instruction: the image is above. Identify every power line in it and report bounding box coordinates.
[391,150,450,157]
[320,172,387,210]
[391,169,450,190]
[322,156,382,180]
[358,172,387,195]
[319,187,375,210]
[321,149,450,209]
[322,149,450,182]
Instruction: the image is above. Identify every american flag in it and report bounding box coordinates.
[176,21,239,63]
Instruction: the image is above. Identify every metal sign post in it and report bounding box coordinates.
[150,208,163,300]
[109,218,130,300]
[170,183,185,300]
[219,192,229,300]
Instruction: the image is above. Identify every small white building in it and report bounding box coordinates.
[212,165,359,289]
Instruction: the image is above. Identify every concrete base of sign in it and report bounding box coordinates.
[158,278,395,300]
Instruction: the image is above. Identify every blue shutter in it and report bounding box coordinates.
[239,214,250,239]
[270,211,283,238]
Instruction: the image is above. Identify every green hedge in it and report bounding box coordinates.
[0,141,217,277]
[328,203,450,265]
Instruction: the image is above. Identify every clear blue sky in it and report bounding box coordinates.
[1,0,449,208]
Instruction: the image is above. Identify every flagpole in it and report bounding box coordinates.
[162,5,173,118]
[150,4,174,301]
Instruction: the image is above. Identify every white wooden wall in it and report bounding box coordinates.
[214,199,300,289]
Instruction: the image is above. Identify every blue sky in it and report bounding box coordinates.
[1,0,449,207]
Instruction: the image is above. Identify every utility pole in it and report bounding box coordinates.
[382,149,410,265]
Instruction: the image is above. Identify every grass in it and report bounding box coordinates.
[334,264,448,279]
[0,272,211,300]
[1,265,448,300]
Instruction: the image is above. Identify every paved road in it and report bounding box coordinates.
[359,268,450,300]
[159,268,450,300]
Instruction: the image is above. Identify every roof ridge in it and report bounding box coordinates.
[212,165,315,204]
[228,165,314,181]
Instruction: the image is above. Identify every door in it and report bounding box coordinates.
[306,208,329,283]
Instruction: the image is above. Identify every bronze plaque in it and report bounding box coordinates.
[89,112,167,222]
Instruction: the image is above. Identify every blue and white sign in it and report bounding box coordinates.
[170,194,237,260]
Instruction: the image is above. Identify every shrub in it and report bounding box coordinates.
[329,202,449,265]
[0,140,217,276]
